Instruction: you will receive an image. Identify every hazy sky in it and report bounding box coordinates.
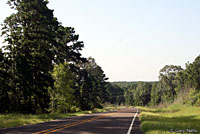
[1,0,200,81]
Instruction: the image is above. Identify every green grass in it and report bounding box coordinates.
[0,106,120,129]
[137,104,200,134]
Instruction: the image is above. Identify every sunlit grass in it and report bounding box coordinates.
[137,104,200,134]
[0,112,87,128]
[0,106,120,128]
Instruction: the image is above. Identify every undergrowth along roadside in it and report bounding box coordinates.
[137,104,200,134]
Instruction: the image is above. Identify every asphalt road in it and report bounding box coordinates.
[0,108,142,134]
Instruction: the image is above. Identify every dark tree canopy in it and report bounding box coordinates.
[0,0,86,113]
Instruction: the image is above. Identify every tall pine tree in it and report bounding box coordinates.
[1,0,59,113]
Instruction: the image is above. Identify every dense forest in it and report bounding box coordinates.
[0,0,109,113]
[109,55,200,107]
[0,0,200,114]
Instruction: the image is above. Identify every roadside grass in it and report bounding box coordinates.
[0,106,121,129]
[137,104,200,134]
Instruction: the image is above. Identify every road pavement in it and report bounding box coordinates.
[0,107,143,134]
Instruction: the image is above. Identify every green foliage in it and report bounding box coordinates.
[134,82,152,106]
[0,0,98,114]
[159,65,183,103]
[124,89,134,105]
[48,57,109,113]
[149,82,161,106]
[106,83,125,105]
[175,55,200,105]
[76,57,108,110]
[112,81,138,90]
[0,0,199,115]
[109,55,200,107]
[188,89,200,106]
[109,81,153,106]
[0,49,10,113]
[49,63,77,113]
[1,0,61,113]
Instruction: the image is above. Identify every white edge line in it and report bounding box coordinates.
[127,108,138,134]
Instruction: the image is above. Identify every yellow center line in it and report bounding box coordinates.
[43,117,102,134]
[32,117,98,134]
[43,112,121,134]
[32,108,129,134]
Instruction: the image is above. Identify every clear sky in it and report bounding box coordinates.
[1,0,200,82]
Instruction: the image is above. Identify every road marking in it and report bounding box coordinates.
[32,117,99,134]
[127,108,138,134]
[32,108,128,134]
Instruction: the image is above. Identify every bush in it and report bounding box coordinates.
[188,88,200,106]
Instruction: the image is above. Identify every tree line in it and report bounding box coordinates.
[110,55,200,107]
[1,0,199,114]
[0,0,108,113]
